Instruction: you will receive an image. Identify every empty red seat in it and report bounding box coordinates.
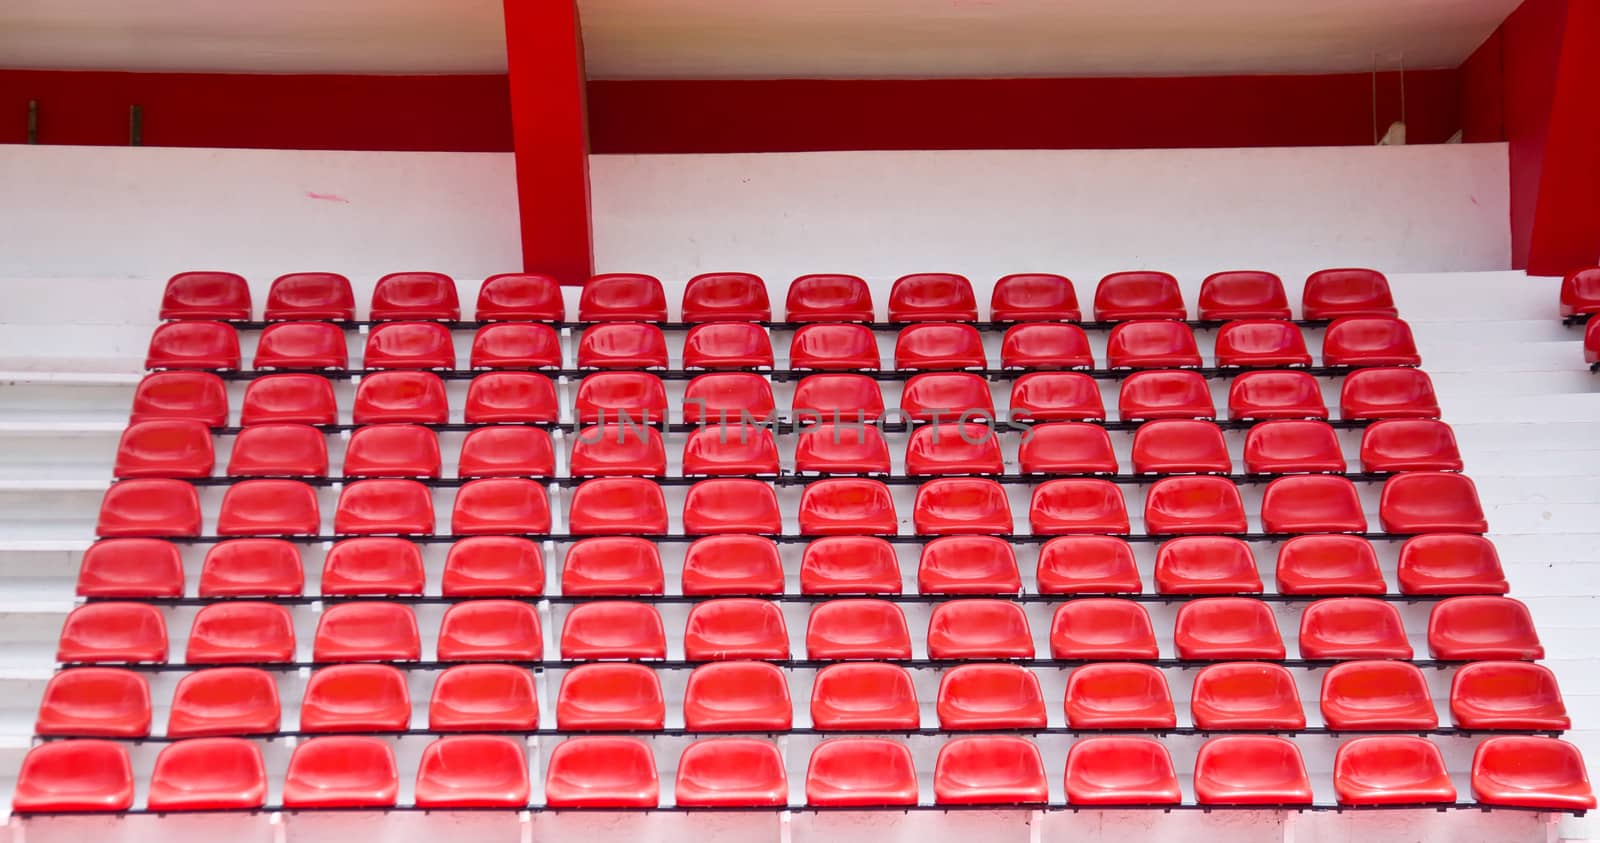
[1228,370,1327,420]
[428,664,539,731]
[147,737,268,811]
[363,321,454,369]
[217,478,320,535]
[241,373,337,426]
[227,423,328,476]
[451,477,551,534]
[676,739,788,807]
[1360,419,1462,472]
[919,535,1021,593]
[282,736,398,808]
[799,536,902,594]
[77,538,184,598]
[579,273,667,322]
[470,322,561,369]
[1106,320,1201,368]
[1063,737,1182,805]
[1018,422,1117,475]
[1323,317,1420,367]
[682,272,771,322]
[437,599,543,660]
[441,536,543,596]
[1155,536,1260,593]
[475,272,563,321]
[321,537,424,595]
[1213,320,1313,367]
[1562,266,1600,317]
[1398,533,1508,595]
[1193,736,1313,805]
[889,273,977,321]
[1320,660,1436,729]
[253,322,348,371]
[1452,661,1569,729]
[577,322,668,369]
[914,477,1014,535]
[786,273,874,322]
[1050,599,1158,658]
[562,537,664,595]
[146,321,240,370]
[568,477,668,535]
[334,478,433,535]
[352,371,448,424]
[934,736,1048,805]
[794,424,889,474]
[1340,366,1440,419]
[131,371,229,427]
[683,478,782,534]
[684,599,789,660]
[789,323,879,371]
[1473,737,1596,809]
[1191,662,1305,728]
[1380,471,1487,533]
[683,322,774,369]
[900,372,995,421]
[560,602,666,659]
[1198,271,1290,320]
[792,373,885,422]
[185,602,293,663]
[313,602,420,661]
[927,600,1034,659]
[465,371,558,423]
[1008,371,1106,422]
[371,272,459,321]
[1000,322,1094,369]
[1030,479,1128,534]
[1063,662,1175,728]
[414,735,530,808]
[991,273,1080,321]
[1260,475,1366,533]
[1174,598,1285,659]
[806,738,919,806]
[342,424,439,478]
[574,372,668,424]
[806,599,912,658]
[1094,271,1185,321]
[1429,596,1544,659]
[1118,370,1215,421]
[1145,476,1247,534]
[809,664,919,729]
[684,373,775,423]
[683,661,792,730]
[457,426,554,478]
[895,323,986,370]
[1274,534,1385,594]
[35,667,150,737]
[682,534,784,595]
[569,424,665,477]
[96,478,200,537]
[161,271,251,320]
[937,664,1047,728]
[1130,419,1230,474]
[1300,597,1412,659]
[1303,268,1396,320]
[11,740,134,812]
[266,272,355,321]
[1333,736,1454,805]
[544,737,660,808]
[1037,537,1142,594]
[299,664,412,732]
[683,424,780,475]
[166,666,281,736]
[799,478,897,534]
[1242,420,1345,474]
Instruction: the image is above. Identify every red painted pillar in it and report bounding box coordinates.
[503,0,593,284]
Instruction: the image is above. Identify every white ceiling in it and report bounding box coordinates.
[0,0,1517,78]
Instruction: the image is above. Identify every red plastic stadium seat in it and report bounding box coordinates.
[1190,662,1305,728]
[676,739,788,807]
[683,424,780,475]
[1274,535,1385,595]
[313,602,420,661]
[569,424,665,477]
[371,272,459,321]
[1008,372,1106,422]
[683,272,771,322]
[147,738,268,810]
[363,321,454,369]
[1019,422,1117,475]
[1144,476,1247,534]
[1319,660,1436,730]
[794,424,889,474]
[927,599,1034,659]
[1380,472,1487,533]
[792,374,885,422]
[353,371,448,424]
[1299,597,1412,659]
[1095,271,1185,321]
[441,536,543,596]
[1429,596,1544,659]
[1398,534,1508,595]
[470,322,561,369]
[96,478,200,537]
[437,600,543,660]
[684,373,775,423]
[1037,538,1142,594]
[933,736,1048,805]
[343,424,439,478]
[414,736,530,808]
[684,322,774,369]
[428,664,539,731]
[991,273,1080,321]
[36,668,150,737]
[77,538,184,598]
[1333,736,1454,805]
[1174,598,1285,659]
[799,536,902,594]
[575,372,668,424]
[1050,599,1158,657]
[465,372,558,423]
[299,664,411,732]
[1228,370,1327,420]
[1323,317,1421,367]
[896,323,986,370]
[1064,663,1175,728]
[786,274,874,322]
[11,740,134,812]
[1260,475,1365,533]
[451,477,551,535]
[227,423,328,477]
[321,537,424,595]
[889,273,977,321]
[1242,420,1344,474]
[683,478,781,534]
[809,664,919,729]
[161,271,251,320]
[914,477,1013,535]
[1360,419,1463,472]
[1194,736,1313,805]
[282,737,398,808]
[217,479,320,535]
[789,323,879,371]
[919,535,1021,594]
[577,322,668,369]
[475,273,563,321]
[266,272,355,321]
[1213,320,1313,367]
[1452,661,1569,729]
[579,273,667,322]
[1560,267,1600,317]
[806,599,912,658]
[1106,321,1201,368]
[684,599,789,660]
[131,371,229,427]
[241,374,336,426]
[901,372,995,421]
[806,739,919,806]
[185,602,293,663]
[1130,419,1230,474]
[1029,479,1129,535]
[254,322,347,370]
[568,477,668,535]
[146,321,240,370]
[457,426,554,478]
[1473,737,1596,809]
[1000,322,1094,369]
[1302,268,1396,320]
[1155,536,1260,593]
[334,478,433,535]
[683,661,793,730]
[544,737,660,808]
[937,664,1047,728]
[1199,271,1291,321]
[560,602,666,659]
[799,478,897,535]
[682,534,784,595]
[166,667,281,737]
[198,539,302,598]
[1340,367,1440,419]
[562,537,664,595]
[1064,737,1182,805]
[1118,370,1215,421]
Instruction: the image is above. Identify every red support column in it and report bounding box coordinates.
[503,0,593,284]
